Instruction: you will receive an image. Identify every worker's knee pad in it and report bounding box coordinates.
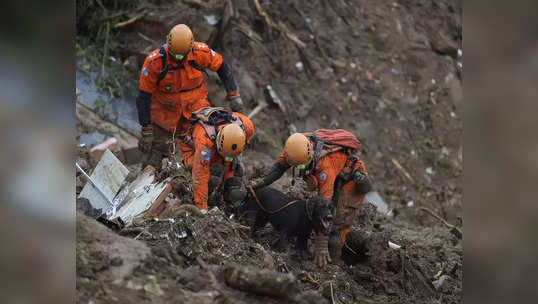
[210,163,225,179]
[224,177,247,204]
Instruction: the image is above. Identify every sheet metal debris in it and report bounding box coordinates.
[78,149,129,215]
[77,149,172,226]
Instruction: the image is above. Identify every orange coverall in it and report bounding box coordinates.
[180,112,254,210]
[276,149,368,248]
[138,42,224,132]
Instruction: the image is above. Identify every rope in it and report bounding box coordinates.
[247,185,301,214]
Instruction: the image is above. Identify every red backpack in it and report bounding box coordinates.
[305,129,360,157]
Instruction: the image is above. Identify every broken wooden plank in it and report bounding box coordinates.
[113,12,146,29]
[247,102,268,119]
[419,207,462,239]
[391,158,415,183]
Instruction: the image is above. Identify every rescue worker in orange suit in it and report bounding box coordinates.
[180,107,254,214]
[136,24,243,161]
[251,131,372,267]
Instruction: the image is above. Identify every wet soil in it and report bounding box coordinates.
[76,0,462,303]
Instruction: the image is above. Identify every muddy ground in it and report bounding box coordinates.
[76,0,462,303]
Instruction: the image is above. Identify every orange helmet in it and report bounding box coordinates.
[284,133,314,166]
[216,124,246,157]
[167,24,193,59]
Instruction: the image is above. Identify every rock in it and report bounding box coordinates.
[431,31,458,58]
[183,290,219,304]
[144,281,164,296]
[221,263,300,299]
[432,274,451,291]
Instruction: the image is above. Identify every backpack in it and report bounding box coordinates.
[185,107,245,144]
[305,129,360,158]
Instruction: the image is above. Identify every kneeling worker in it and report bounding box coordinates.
[180,107,254,214]
[251,130,372,267]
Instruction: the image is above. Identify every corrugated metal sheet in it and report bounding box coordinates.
[78,149,129,215]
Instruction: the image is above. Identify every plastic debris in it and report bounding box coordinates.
[295,61,304,71]
[388,241,402,249]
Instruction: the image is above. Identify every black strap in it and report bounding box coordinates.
[331,154,358,207]
[157,47,204,86]
[157,46,168,86]
[189,60,203,71]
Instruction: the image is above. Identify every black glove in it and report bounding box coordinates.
[353,171,371,194]
[138,127,154,153]
[252,162,289,190]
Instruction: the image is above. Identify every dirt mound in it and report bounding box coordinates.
[77,196,461,303]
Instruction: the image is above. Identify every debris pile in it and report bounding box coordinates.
[76,147,462,303]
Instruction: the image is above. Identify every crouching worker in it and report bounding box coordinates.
[251,130,372,267]
[180,107,254,214]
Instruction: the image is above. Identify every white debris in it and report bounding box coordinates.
[208,206,220,214]
[391,68,400,75]
[407,201,414,207]
[347,91,353,97]
[295,61,304,71]
[305,17,312,24]
[431,78,436,84]
[388,241,402,249]
[450,111,456,118]
[457,49,462,57]
[424,167,434,183]
[204,14,219,26]
[350,62,357,69]
[341,77,347,83]
[79,149,129,215]
[365,191,388,214]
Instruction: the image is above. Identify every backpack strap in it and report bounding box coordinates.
[331,154,359,205]
[157,45,168,86]
[189,107,245,143]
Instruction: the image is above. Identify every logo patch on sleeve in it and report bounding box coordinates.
[319,172,327,181]
[142,67,148,76]
[200,146,211,160]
